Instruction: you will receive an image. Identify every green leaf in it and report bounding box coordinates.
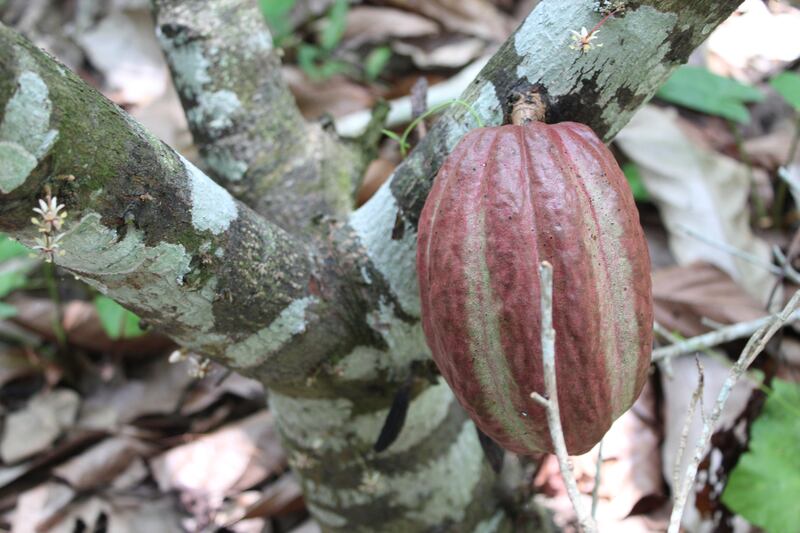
[382,130,403,143]
[319,0,348,51]
[316,59,351,79]
[259,0,296,44]
[0,234,37,298]
[770,72,800,113]
[94,296,145,340]
[0,302,17,319]
[364,46,392,81]
[0,261,30,298]
[656,66,764,123]
[0,270,27,299]
[297,44,322,77]
[0,233,31,262]
[622,162,649,201]
[722,379,800,533]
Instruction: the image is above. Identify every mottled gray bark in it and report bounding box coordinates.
[151,0,371,233]
[0,1,740,531]
[0,25,363,388]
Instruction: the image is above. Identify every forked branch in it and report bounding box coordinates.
[668,290,800,532]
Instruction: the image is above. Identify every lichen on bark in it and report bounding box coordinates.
[152,0,368,234]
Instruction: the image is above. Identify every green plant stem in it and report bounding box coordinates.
[44,261,66,347]
[384,99,484,156]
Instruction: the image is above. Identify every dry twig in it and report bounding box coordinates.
[672,356,705,492]
[591,439,604,520]
[651,308,800,362]
[675,223,800,284]
[667,290,800,532]
[530,261,598,533]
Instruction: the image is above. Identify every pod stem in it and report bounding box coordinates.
[510,90,547,125]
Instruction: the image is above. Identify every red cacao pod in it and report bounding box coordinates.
[417,121,653,455]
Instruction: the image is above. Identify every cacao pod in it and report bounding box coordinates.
[417,121,653,455]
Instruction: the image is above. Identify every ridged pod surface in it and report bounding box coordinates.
[417,121,653,455]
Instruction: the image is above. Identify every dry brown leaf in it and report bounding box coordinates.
[706,0,800,82]
[214,486,297,531]
[533,381,665,531]
[149,411,286,498]
[356,158,397,207]
[392,37,486,69]
[513,0,542,24]
[11,297,172,356]
[130,81,193,153]
[776,337,800,366]
[61,299,173,355]
[188,402,237,434]
[378,0,512,42]
[110,456,150,490]
[0,462,33,491]
[288,0,336,29]
[0,430,106,496]
[228,517,269,533]
[7,297,56,340]
[0,345,38,389]
[242,475,305,520]
[46,494,183,533]
[1,388,80,464]
[214,490,263,529]
[592,382,665,527]
[653,262,767,338]
[78,356,195,431]
[52,437,152,492]
[640,206,676,270]
[180,371,264,416]
[290,519,322,533]
[743,117,800,171]
[11,481,75,533]
[343,7,438,44]
[0,320,43,347]
[615,105,775,304]
[75,10,168,106]
[283,67,375,119]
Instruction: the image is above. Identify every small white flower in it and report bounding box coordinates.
[569,27,603,53]
[359,471,384,494]
[188,357,212,378]
[168,348,189,363]
[32,196,68,232]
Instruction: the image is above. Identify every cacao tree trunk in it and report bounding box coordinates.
[0,0,740,530]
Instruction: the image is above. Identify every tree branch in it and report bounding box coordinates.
[0,23,359,388]
[151,0,368,232]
